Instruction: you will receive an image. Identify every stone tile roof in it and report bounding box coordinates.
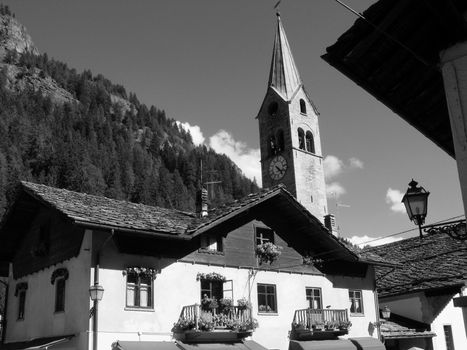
[22,181,289,236]
[22,181,196,235]
[20,181,392,266]
[381,320,436,340]
[365,228,467,297]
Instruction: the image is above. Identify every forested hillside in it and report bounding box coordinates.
[0,5,258,217]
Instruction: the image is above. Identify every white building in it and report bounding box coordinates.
[367,226,467,350]
[0,181,391,350]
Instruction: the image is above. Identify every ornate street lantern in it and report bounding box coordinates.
[381,306,391,320]
[89,284,104,301]
[402,179,429,238]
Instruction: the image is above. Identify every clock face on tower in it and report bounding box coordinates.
[269,155,288,180]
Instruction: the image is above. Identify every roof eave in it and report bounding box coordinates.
[73,219,191,240]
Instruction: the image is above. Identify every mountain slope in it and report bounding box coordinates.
[0,5,259,215]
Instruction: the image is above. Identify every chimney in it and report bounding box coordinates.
[196,187,208,217]
[324,214,338,237]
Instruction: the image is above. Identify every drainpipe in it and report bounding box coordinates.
[92,229,114,350]
[373,269,382,342]
[0,278,8,345]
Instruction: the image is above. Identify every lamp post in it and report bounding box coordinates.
[402,179,430,239]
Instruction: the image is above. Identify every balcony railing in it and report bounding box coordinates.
[178,304,253,329]
[173,304,256,342]
[291,308,350,340]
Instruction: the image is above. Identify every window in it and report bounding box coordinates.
[200,234,223,253]
[305,131,315,153]
[306,287,322,309]
[300,99,306,114]
[269,135,277,156]
[200,279,223,301]
[126,272,153,308]
[268,101,278,116]
[444,325,455,350]
[349,290,363,315]
[15,282,28,320]
[276,129,284,153]
[256,227,274,245]
[55,277,66,312]
[298,128,305,150]
[51,268,68,313]
[257,283,277,313]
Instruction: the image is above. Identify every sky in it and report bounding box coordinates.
[4,0,463,246]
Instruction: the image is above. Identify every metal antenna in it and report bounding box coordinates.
[331,192,350,235]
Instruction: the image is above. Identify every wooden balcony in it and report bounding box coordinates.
[173,304,256,343]
[290,308,351,340]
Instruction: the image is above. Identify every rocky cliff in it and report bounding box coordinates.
[0,13,38,60]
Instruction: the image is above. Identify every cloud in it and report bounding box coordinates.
[349,157,364,169]
[324,155,364,181]
[209,130,261,186]
[176,121,205,146]
[323,155,344,180]
[326,182,346,199]
[324,155,364,198]
[386,188,406,213]
[348,235,403,248]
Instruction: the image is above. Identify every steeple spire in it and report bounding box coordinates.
[268,13,302,101]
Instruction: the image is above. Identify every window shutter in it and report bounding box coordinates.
[223,280,233,300]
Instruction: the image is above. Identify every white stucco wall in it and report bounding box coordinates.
[95,248,379,350]
[431,293,467,350]
[5,229,92,349]
[382,292,467,350]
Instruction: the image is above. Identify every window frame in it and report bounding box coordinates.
[305,131,315,153]
[17,289,26,320]
[443,325,455,350]
[199,234,224,254]
[125,272,154,310]
[298,128,305,150]
[257,283,277,314]
[305,287,322,310]
[349,289,364,315]
[300,99,307,114]
[200,279,223,301]
[54,277,66,313]
[255,227,274,246]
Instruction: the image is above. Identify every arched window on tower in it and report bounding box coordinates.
[300,99,306,114]
[276,129,284,153]
[298,128,305,150]
[269,135,277,156]
[305,131,315,153]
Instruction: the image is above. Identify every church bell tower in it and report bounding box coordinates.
[257,13,327,222]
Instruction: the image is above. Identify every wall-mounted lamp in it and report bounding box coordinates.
[402,179,429,239]
[89,284,104,301]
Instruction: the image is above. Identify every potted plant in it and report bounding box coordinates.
[256,242,282,265]
[219,298,233,314]
[292,322,306,331]
[312,321,325,330]
[172,318,196,333]
[198,311,215,331]
[237,297,252,310]
[196,272,227,282]
[201,296,218,311]
[338,320,352,330]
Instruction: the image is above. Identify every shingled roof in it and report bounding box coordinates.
[365,227,467,297]
[0,181,394,270]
